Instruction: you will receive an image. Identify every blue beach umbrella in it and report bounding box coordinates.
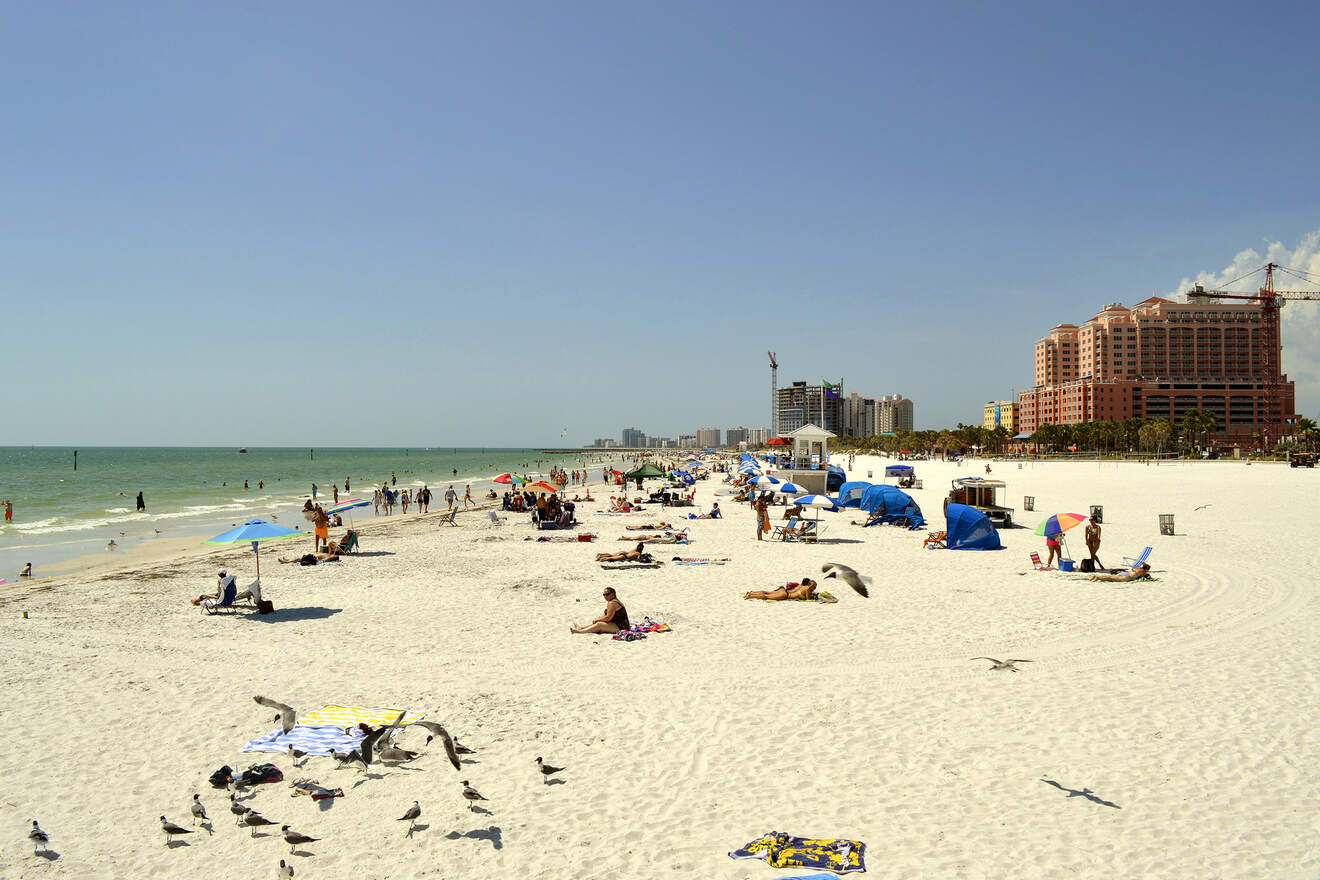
[774,481,806,495]
[204,518,306,580]
[750,475,781,487]
[792,494,839,521]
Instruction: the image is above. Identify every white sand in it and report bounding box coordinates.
[1,459,1317,879]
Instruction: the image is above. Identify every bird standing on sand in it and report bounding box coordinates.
[279,859,295,878]
[253,696,297,734]
[282,825,320,854]
[821,563,871,597]
[28,820,49,854]
[244,813,278,836]
[972,657,1033,672]
[405,720,463,771]
[229,794,251,825]
[397,801,421,835]
[535,757,565,784]
[160,816,194,845]
[461,781,487,811]
[190,794,208,825]
[287,744,309,767]
[330,748,366,770]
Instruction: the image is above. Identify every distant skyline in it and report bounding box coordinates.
[4,1,1319,447]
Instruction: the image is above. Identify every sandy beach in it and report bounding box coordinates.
[1,458,1316,879]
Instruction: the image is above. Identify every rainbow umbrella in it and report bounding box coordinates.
[1034,512,1087,537]
[493,473,526,486]
[524,481,558,494]
[323,497,371,540]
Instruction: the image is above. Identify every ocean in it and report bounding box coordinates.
[0,447,628,577]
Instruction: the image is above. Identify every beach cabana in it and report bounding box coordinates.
[858,485,924,530]
[944,503,1002,550]
[835,481,872,508]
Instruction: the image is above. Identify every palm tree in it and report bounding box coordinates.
[1296,416,1317,451]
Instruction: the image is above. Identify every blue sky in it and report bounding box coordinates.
[4,1,1319,445]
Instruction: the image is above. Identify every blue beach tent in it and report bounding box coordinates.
[944,503,1002,550]
[835,481,872,508]
[826,465,846,492]
[858,485,925,530]
[884,464,914,477]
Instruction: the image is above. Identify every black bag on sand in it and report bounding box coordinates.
[208,765,234,788]
[1079,558,1095,573]
[258,599,274,614]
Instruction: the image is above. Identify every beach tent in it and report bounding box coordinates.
[835,481,872,508]
[826,465,847,493]
[624,463,665,479]
[858,485,924,529]
[944,503,1002,550]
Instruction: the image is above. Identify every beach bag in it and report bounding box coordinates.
[1079,558,1095,573]
[240,763,283,786]
[258,599,275,614]
[208,765,234,789]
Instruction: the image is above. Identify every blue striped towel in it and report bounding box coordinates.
[240,705,423,756]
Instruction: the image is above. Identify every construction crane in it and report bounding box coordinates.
[768,351,778,437]
[1185,262,1320,383]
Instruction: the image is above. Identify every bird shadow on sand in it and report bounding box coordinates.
[446,825,502,850]
[249,607,343,623]
[165,839,192,849]
[316,798,339,812]
[351,773,387,789]
[405,823,430,838]
[1041,778,1122,809]
[32,850,59,862]
[544,778,567,787]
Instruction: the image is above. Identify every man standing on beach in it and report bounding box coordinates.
[136,491,145,513]
[445,485,457,511]
[333,485,339,505]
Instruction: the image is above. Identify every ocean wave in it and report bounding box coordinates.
[105,507,131,514]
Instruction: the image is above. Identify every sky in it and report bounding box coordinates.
[3,0,1319,446]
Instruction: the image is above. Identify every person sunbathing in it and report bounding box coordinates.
[620,532,688,544]
[571,587,630,634]
[1089,562,1151,582]
[278,549,341,564]
[626,521,670,530]
[596,543,653,562]
[744,578,818,601]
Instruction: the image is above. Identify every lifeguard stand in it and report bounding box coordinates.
[779,424,835,495]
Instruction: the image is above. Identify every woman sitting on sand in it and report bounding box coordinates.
[1089,563,1151,583]
[596,542,652,562]
[571,587,630,634]
[744,578,818,601]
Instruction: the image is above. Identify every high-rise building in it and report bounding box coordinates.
[747,427,771,445]
[678,434,697,448]
[695,428,722,448]
[775,381,843,436]
[875,395,914,433]
[725,427,749,446]
[620,427,645,447]
[1016,297,1296,441]
[983,401,1017,432]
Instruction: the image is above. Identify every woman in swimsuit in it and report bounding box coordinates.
[571,587,630,634]
[596,542,649,562]
[744,577,818,601]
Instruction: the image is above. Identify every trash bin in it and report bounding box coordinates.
[1159,514,1174,536]
[1090,505,1103,524]
[1024,496,1035,511]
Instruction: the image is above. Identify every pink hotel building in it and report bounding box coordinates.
[1017,296,1295,443]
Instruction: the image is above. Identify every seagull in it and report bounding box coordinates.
[154,528,162,534]
[281,825,320,854]
[359,710,407,766]
[28,820,49,854]
[379,745,419,764]
[107,540,118,551]
[821,563,871,597]
[397,801,421,835]
[460,780,487,811]
[1195,503,1212,510]
[279,859,295,878]
[287,744,309,767]
[229,794,251,825]
[972,657,1033,672]
[190,793,209,825]
[244,812,278,836]
[253,696,297,734]
[330,748,367,770]
[160,815,194,845]
[405,720,463,770]
[535,757,565,784]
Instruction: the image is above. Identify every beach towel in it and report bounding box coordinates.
[670,557,730,566]
[729,831,866,874]
[240,704,424,756]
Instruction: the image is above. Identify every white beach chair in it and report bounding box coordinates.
[487,511,505,526]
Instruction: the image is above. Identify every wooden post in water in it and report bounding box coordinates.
[74,449,78,471]
[310,448,314,460]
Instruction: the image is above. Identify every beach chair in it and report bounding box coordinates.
[202,577,239,615]
[233,578,262,607]
[1029,552,1049,570]
[1121,546,1153,569]
[338,530,359,553]
[798,520,823,543]
[438,509,458,527]
[770,516,799,541]
[487,510,505,526]
[924,531,946,549]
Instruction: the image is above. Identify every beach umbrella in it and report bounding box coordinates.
[492,473,526,486]
[792,494,839,521]
[204,518,305,581]
[524,481,558,494]
[765,437,789,446]
[323,497,371,540]
[1033,512,1087,537]
[750,475,781,487]
[774,481,806,495]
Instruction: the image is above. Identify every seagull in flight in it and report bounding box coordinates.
[253,696,297,734]
[405,720,462,770]
[972,657,1033,672]
[821,563,871,597]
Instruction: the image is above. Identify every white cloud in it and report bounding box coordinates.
[1168,229,1320,418]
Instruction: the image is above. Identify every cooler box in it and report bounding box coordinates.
[1059,559,1075,572]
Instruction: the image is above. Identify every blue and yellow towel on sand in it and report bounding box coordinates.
[241,705,425,756]
[729,831,866,874]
